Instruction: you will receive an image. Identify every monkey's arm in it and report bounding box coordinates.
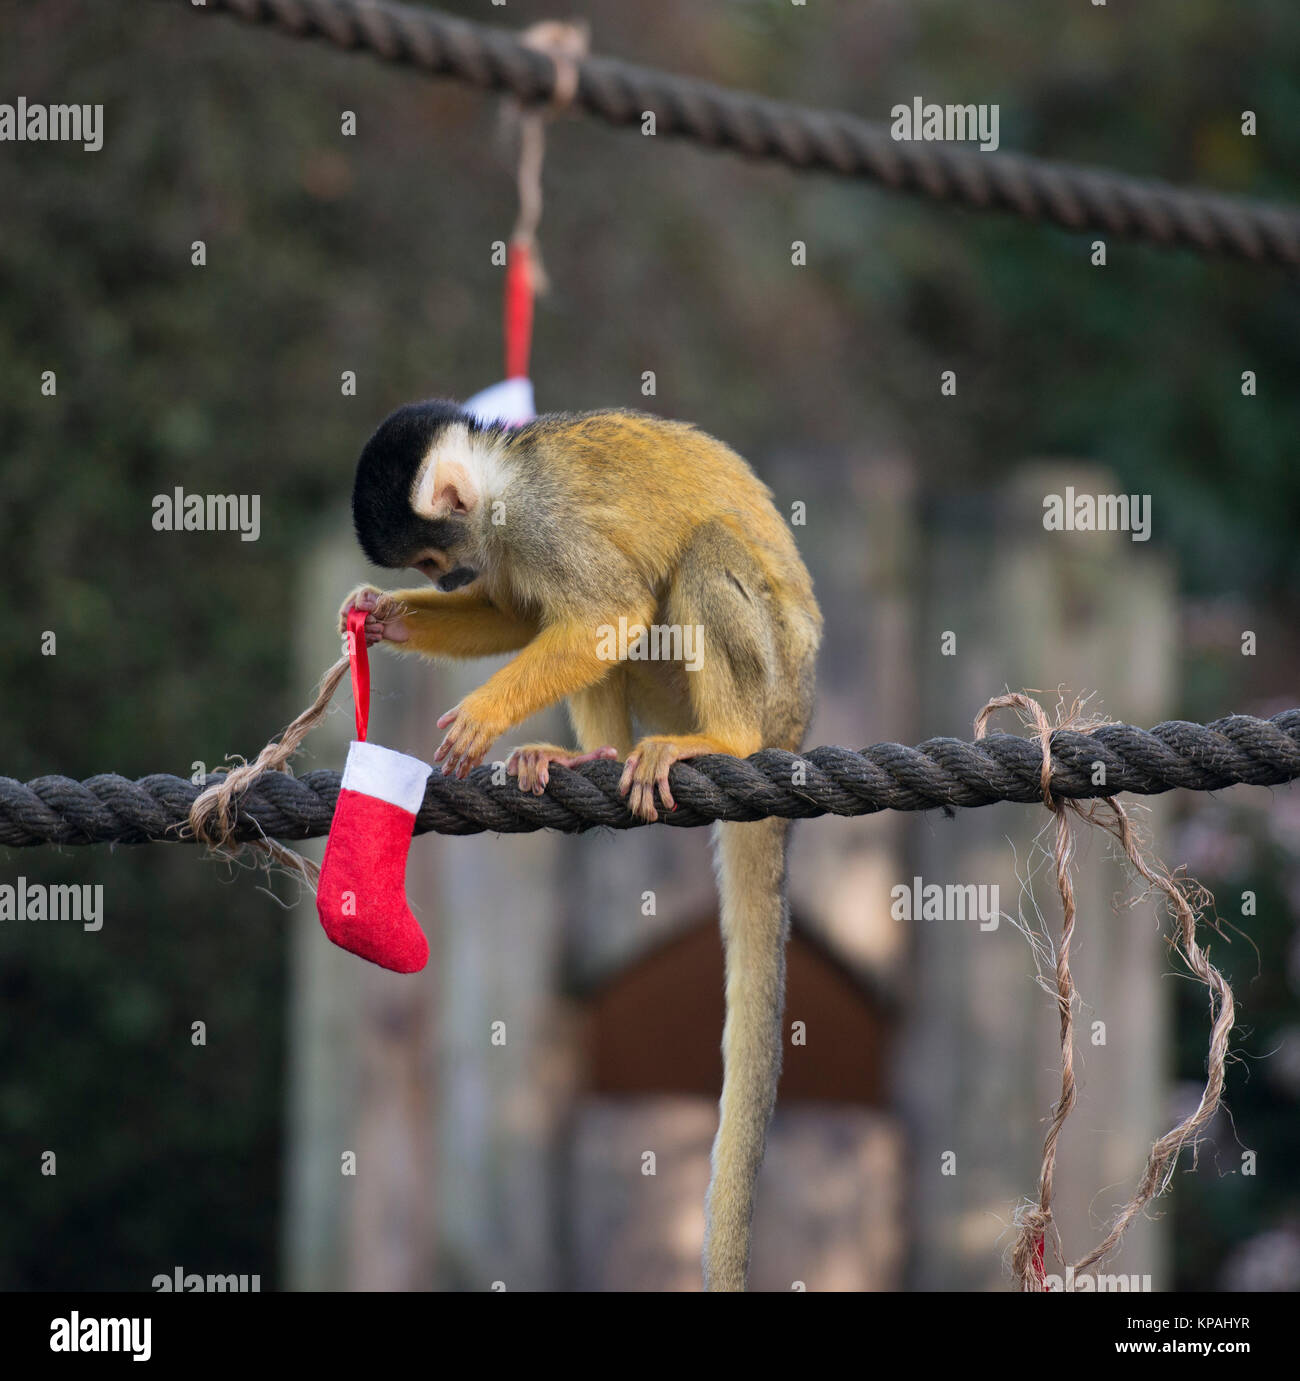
[434,606,652,777]
[388,586,541,658]
[341,585,539,659]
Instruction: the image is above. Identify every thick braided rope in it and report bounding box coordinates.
[0,709,1296,847]
[173,0,1300,266]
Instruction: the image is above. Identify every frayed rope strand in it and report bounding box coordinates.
[186,656,347,886]
[977,692,1235,1292]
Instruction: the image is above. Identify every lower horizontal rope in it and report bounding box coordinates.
[0,708,1296,846]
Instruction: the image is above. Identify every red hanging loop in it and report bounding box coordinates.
[345,608,371,743]
[504,240,534,380]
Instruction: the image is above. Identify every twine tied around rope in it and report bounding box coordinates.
[975,692,1236,1292]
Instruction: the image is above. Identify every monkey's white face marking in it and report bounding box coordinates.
[410,423,507,520]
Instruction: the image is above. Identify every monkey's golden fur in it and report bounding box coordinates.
[344,409,821,1290]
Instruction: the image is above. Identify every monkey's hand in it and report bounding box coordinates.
[505,743,619,796]
[338,585,409,646]
[433,693,511,779]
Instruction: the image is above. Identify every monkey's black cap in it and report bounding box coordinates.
[351,400,470,569]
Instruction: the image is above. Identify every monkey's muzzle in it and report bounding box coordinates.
[437,565,478,593]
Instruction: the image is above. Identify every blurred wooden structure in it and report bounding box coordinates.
[583,920,891,1103]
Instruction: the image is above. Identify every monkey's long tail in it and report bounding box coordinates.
[703,816,792,1292]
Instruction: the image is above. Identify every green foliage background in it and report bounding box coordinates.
[0,0,1296,1289]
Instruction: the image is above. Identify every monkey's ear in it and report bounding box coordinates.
[419,458,478,518]
[431,475,466,519]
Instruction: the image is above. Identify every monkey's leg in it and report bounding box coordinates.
[619,522,771,822]
[505,675,634,793]
[568,673,634,757]
[435,609,652,777]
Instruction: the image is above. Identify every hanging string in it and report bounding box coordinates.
[506,20,589,310]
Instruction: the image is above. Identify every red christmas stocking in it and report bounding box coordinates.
[316,611,431,973]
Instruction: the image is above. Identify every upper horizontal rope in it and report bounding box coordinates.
[178,0,1300,266]
[2,708,1296,846]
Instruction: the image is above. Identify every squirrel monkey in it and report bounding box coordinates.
[341,401,822,1291]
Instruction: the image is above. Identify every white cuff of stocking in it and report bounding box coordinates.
[462,376,536,429]
[341,740,432,815]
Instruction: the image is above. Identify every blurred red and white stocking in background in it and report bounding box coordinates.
[463,240,538,429]
[316,609,431,974]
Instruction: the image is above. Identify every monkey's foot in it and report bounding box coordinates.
[615,736,699,822]
[621,734,754,822]
[505,743,619,795]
